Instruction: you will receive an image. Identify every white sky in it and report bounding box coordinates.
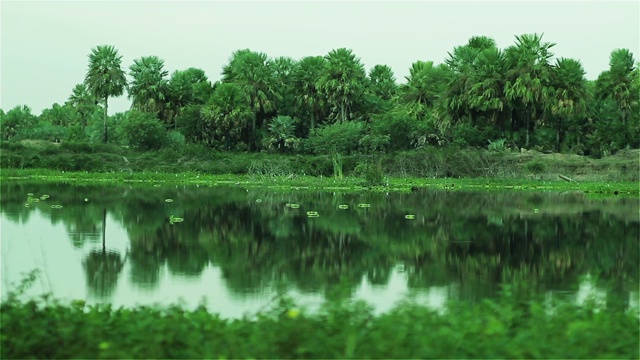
[1,0,639,115]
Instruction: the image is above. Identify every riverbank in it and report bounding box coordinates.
[2,168,638,198]
[1,141,638,183]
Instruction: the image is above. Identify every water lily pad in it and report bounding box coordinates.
[40,195,50,200]
[51,205,63,209]
[169,215,184,224]
[306,211,319,217]
[290,203,300,209]
[165,199,174,203]
[405,214,416,220]
[256,199,263,203]
[358,203,371,208]
[338,205,349,210]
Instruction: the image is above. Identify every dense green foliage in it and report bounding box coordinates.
[2,285,638,359]
[1,34,637,159]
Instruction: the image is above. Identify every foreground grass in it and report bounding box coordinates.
[1,292,637,359]
[1,168,638,198]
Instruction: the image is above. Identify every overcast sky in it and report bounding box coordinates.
[1,0,639,115]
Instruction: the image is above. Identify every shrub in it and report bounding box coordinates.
[117,111,167,151]
[304,122,365,155]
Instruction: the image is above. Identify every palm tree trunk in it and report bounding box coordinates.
[102,208,107,252]
[556,117,563,153]
[103,97,109,143]
[525,111,531,147]
[310,112,316,131]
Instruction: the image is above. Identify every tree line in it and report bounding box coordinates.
[1,33,638,157]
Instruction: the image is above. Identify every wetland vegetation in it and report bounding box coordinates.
[1,32,638,358]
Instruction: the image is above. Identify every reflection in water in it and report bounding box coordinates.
[1,181,638,317]
[83,249,126,299]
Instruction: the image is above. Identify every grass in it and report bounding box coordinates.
[2,168,638,198]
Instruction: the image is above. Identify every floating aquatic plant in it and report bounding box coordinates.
[165,199,174,203]
[358,203,371,208]
[306,211,319,217]
[405,215,415,220]
[40,195,50,200]
[290,204,300,209]
[338,205,349,210]
[51,205,63,209]
[256,199,263,203]
[169,215,184,224]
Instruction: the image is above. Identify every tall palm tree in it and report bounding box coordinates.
[316,48,367,124]
[467,47,507,132]
[292,56,326,131]
[548,58,588,152]
[222,49,279,150]
[444,36,498,124]
[596,49,637,126]
[84,45,127,143]
[128,55,169,116]
[272,56,297,117]
[504,33,555,147]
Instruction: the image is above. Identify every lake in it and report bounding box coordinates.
[1,181,638,317]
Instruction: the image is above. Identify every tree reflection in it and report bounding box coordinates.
[82,209,126,300]
[2,180,638,307]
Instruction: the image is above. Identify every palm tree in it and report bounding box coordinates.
[200,83,254,150]
[272,56,297,117]
[368,64,397,101]
[292,56,326,131]
[316,48,367,124]
[596,49,637,126]
[444,36,498,124]
[84,45,127,143]
[165,68,213,129]
[401,61,450,120]
[467,47,507,132]
[66,84,96,131]
[222,49,279,150]
[265,115,298,152]
[548,58,588,152]
[128,55,169,116]
[504,33,555,147]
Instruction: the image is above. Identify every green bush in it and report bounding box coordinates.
[452,123,487,148]
[117,111,167,151]
[304,122,365,155]
[355,160,385,185]
[1,292,637,359]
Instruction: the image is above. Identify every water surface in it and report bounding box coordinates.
[1,181,637,317]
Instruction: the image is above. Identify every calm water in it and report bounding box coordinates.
[1,181,638,317]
